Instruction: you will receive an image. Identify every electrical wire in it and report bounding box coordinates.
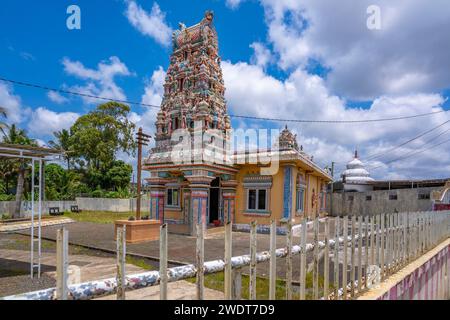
[365,120,450,161]
[369,136,450,170]
[0,76,447,124]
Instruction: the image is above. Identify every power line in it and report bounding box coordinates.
[0,76,448,124]
[369,136,450,171]
[365,120,450,161]
[367,126,450,169]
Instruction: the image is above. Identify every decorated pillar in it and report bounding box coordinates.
[185,171,214,236]
[182,187,191,225]
[150,185,165,223]
[282,164,295,220]
[148,172,169,224]
[221,179,238,224]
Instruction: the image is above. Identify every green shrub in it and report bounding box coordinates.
[91,189,104,198]
[0,194,15,201]
[104,191,120,199]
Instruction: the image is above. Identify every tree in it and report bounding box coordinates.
[106,160,133,190]
[70,102,136,171]
[1,124,37,218]
[48,129,73,170]
[0,106,6,133]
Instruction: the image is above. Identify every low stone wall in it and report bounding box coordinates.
[0,197,150,216]
[0,200,76,217]
[75,197,150,213]
[327,187,435,216]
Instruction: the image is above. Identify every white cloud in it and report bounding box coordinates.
[250,42,272,68]
[28,107,79,137]
[47,91,69,104]
[222,60,450,179]
[118,66,165,180]
[62,56,132,104]
[226,0,245,10]
[142,66,166,107]
[260,0,450,99]
[125,1,172,47]
[0,83,23,124]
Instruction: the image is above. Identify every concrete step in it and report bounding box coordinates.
[206,226,225,235]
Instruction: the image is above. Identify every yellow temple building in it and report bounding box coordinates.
[143,11,332,235]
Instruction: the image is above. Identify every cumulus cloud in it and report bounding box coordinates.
[28,107,79,137]
[47,91,69,104]
[260,0,450,100]
[250,42,272,68]
[0,83,23,124]
[226,0,245,10]
[222,60,450,179]
[119,66,165,179]
[125,1,172,47]
[62,56,132,104]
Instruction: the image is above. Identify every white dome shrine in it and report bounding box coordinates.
[341,151,374,184]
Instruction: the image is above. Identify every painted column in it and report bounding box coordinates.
[282,165,295,220]
[190,185,209,236]
[221,180,238,224]
[150,185,165,223]
[182,188,191,225]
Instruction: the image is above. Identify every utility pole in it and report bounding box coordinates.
[135,127,151,220]
[330,162,335,217]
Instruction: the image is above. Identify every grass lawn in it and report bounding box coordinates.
[63,211,133,224]
[186,270,332,300]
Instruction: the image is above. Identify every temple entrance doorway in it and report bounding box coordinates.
[209,177,221,225]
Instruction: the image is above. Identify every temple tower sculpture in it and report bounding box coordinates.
[153,10,231,154]
[145,11,237,235]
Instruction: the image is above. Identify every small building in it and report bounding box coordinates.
[340,150,374,192]
[143,12,331,235]
[432,180,450,211]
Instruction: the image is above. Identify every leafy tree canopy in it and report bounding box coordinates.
[70,102,136,169]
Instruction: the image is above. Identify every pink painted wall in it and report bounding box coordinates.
[377,245,450,300]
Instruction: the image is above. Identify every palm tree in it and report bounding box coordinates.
[1,124,36,218]
[48,129,72,170]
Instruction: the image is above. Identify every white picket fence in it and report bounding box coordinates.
[3,210,450,300]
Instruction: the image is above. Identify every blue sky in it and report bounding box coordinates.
[1,0,450,180]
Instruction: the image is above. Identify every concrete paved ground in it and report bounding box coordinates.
[0,247,223,300]
[17,219,336,282]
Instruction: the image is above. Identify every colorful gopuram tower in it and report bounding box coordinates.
[152,10,231,154]
[144,11,238,235]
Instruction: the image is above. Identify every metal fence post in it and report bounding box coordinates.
[224,221,232,300]
[357,213,363,294]
[196,223,204,300]
[334,215,340,300]
[350,214,356,297]
[269,220,277,300]
[370,214,375,266]
[313,215,319,300]
[343,215,348,300]
[286,220,293,300]
[232,268,242,300]
[324,218,330,300]
[160,224,168,300]
[380,213,385,280]
[249,221,257,300]
[300,217,307,300]
[56,227,69,300]
[116,225,126,300]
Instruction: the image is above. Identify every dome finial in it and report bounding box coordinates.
[285,124,288,130]
[354,149,358,159]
